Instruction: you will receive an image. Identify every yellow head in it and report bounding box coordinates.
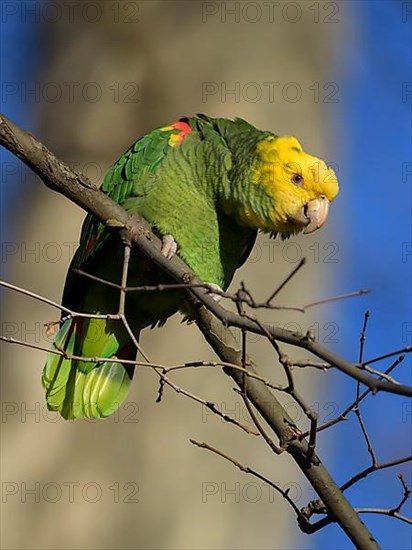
[247,135,339,235]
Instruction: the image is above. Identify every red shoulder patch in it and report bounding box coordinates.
[170,121,192,135]
[161,120,192,147]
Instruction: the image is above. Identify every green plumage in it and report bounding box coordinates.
[42,115,273,419]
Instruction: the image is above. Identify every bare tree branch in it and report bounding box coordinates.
[1,113,410,399]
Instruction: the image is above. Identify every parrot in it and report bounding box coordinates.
[42,114,339,420]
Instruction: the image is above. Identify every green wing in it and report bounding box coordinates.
[63,125,183,307]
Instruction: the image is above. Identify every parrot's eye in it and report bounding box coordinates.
[290,173,304,187]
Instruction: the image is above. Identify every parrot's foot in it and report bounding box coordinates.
[205,282,224,302]
[161,234,177,260]
[44,320,60,338]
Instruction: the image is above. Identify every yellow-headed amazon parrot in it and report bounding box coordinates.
[42,114,339,419]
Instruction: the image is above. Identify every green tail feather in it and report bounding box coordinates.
[42,318,134,420]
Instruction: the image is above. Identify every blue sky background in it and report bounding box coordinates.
[0,9,41,242]
[1,2,411,549]
[314,2,412,549]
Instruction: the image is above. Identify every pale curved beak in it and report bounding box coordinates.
[292,196,330,234]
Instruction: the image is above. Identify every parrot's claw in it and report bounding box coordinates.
[161,234,177,260]
[205,282,224,302]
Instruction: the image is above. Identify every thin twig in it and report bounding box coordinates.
[362,347,412,366]
[289,360,331,370]
[156,371,257,435]
[236,291,283,453]
[341,456,412,493]
[190,439,300,515]
[0,280,123,321]
[75,268,223,294]
[363,364,400,384]
[354,509,411,525]
[266,258,306,304]
[242,310,318,459]
[0,332,285,392]
[353,311,377,465]
[310,355,406,436]
[391,474,411,515]
[118,245,131,315]
[303,289,370,310]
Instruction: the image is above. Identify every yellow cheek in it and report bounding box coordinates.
[253,158,286,197]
